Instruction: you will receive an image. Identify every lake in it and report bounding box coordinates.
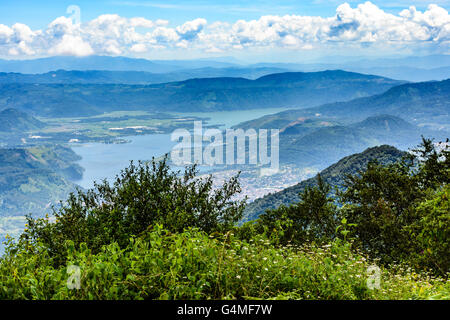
[72,107,292,189]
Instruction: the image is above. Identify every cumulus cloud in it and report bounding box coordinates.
[48,34,94,56]
[0,2,449,57]
[176,18,207,40]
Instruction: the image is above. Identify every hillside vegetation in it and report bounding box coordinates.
[0,108,45,133]
[0,145,82,217]
[243,145,406,220]
[0,139,448,300]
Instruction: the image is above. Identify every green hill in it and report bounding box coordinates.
[0,108,45,132]
[0,145,82,217]
[243,145,406,221]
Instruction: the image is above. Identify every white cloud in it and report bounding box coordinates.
[0,24,13,44]
[130,43,147,53]
[0,2,449,57]
[176,18,207,40]
[48,34,94,56]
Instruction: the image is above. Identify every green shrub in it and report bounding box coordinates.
[339,138,449,271]
[256,174,338,246]
[408,186,450,276]
[22,156,245,265]
[1,227,448,300]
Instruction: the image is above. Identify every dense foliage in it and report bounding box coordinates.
[255,138,449,277]
[23,156,245,265]
[0,145,81,217]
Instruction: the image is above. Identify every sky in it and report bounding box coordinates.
[0,0,449,62]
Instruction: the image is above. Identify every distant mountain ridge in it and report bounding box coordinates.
[1,54,449,82]
[0,67,291,85]
[0,56,237,74]
[0,70,404,117]
[237,79,450,132]
[278,114,435,167]
[303,79,450,129]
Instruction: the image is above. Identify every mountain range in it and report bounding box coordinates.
[279,115,442,167]
[0,56,239,74]
[0,70,403,117]
[0,108,45,132]
[0,68,290,85]
[232,113,445,171]
[1,55,449,82]
[236,79,450,132]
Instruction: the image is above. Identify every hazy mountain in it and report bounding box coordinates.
[0,56,239,74]
[243,79,450,132]
[280,115,444,167]
[243,145,406,221]
[0,70,404,117]
[250,55,450,82]
[304,79,450,130]
[350,55,450,70]
[350,114,415,132]
[342,66,450,82]
[0,108,45,132]
[0,67,290,85]
[1,54,448,82]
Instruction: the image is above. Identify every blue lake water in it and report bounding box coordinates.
[72,107,293,189]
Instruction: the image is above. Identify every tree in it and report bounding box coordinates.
[256,174,338,245]
[23,156,246,265]
[339,137,449,267]
[407,186,450,276]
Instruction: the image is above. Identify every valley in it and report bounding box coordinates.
[1,0,450,302]
[0,63,448,264]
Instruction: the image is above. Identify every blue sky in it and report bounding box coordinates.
[1,0,449,28]
[0,1,449,61]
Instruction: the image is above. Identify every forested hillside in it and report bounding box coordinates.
[244,145,406,220]
[0,145,82,217]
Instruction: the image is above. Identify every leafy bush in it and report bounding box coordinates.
[22,156,245,265]
[256,174,338,245]
[339,138,449,273]
[1,227,448,300]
